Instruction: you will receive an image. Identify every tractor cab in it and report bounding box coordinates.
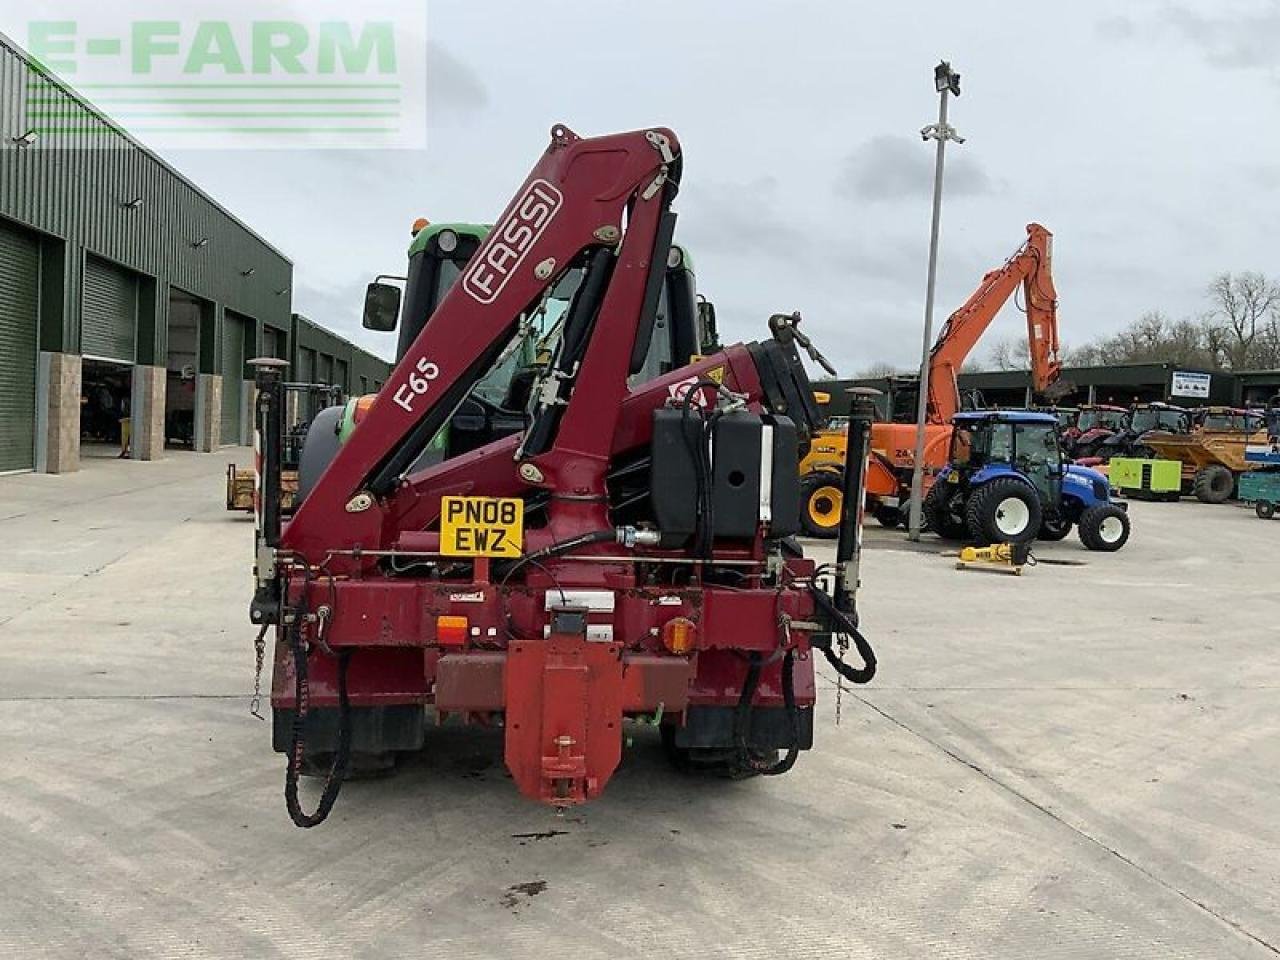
[1098,401,1192,460]
[948,411,1065,509]
[1129,402,1191,436]
[1194,406,1266,434]
[1064,403,1128,459]
[1074,405,1127,433]
[925,410,1130,551]
[355,222,716,463]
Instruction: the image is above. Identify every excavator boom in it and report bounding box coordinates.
[927,223,1061,423]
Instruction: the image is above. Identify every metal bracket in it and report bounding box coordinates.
[921,122,966,145]
[645,130,675,163]
[641,165,669,202]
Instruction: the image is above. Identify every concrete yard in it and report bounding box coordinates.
[1,451,1276,959]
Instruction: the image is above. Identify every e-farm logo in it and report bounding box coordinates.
[5,1,426,149]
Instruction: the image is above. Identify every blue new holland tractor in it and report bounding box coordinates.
[923,411,1131,552]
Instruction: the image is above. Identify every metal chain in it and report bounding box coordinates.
[250,623,268,720]
[835,649,846,727]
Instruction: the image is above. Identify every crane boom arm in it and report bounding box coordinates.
[927,223,1061,423]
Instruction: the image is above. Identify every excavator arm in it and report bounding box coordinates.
[927,223,1061,423]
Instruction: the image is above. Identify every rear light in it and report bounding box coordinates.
[661,617,697,655]
[437,615,469,647]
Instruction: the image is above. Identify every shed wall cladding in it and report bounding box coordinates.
[0,218,39,471]
[221,311,248,443]
[82,255,138,361]
[296,347,316,384]
[0,39,293,336]
[262,325,287,361]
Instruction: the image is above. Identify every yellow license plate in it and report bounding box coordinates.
[440,496,524,558]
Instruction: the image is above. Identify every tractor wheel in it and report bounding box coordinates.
[1256,500,1276,520]
[874,505,904,528]
[965,478,1043,545]
[660,724,767,780]
[1078,504,1131,552]
[1192,464,1235,504]
[799,472,843,539]
[1038,516,1073,541]
[923,480,967,540]
[1074,442,1098,461]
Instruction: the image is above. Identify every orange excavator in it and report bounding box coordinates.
[800,223,1064,535]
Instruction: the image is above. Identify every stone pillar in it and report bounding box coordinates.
[130,365,167,461]
[195,373,223,452]
[242,379,255,445]
[36,352,81,474]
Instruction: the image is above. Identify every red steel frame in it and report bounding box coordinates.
[270,125,820,805]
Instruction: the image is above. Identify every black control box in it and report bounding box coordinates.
[650,408,800,543]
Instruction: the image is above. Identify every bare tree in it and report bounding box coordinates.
[855,360,903,379]
[1070,311,1216,369]
[1207,272,1280,369]
[986,335,1031,371]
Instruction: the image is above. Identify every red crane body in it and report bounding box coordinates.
[256,126,874,819]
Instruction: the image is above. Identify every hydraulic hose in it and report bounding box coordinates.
[283,569,352,829]
[498,529,618,585]
[734,649,801,777]
[807,584,877,685]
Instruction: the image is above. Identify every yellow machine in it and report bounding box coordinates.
[797,392,851,535]
[955,542,1032,576]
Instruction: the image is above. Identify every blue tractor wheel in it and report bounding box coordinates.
[1078,504,1130,551]
[964,477,1043,545]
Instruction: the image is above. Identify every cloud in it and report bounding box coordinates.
[835,135,995,203]
[676,176,812,260]
[1095,15,1138,41]
[1119,4,1280,71]
[428,42,489,112]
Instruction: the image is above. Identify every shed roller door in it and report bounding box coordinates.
[221,313,248,444]
[0,222,40,472]
[82,256,138,362]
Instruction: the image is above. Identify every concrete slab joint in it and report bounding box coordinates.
[36,351,82,474]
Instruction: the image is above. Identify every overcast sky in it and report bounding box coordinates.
[85,2,1280,374]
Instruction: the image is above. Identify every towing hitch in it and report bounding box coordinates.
[504,607,625,805]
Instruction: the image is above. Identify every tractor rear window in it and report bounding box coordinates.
[951,422,1012,468]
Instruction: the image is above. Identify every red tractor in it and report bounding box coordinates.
[1061,404,1128,460]
[248,126,877,825]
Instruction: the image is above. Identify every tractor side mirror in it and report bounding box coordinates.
[363,282,402,332]
[696,296,720,353]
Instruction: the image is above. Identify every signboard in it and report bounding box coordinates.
[1171,370,1212,400]
[440,496,523,558]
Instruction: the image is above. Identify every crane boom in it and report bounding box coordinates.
[926,223,1061,423]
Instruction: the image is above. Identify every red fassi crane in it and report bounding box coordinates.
[250,125,876,824]
[925,222,1062,423]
